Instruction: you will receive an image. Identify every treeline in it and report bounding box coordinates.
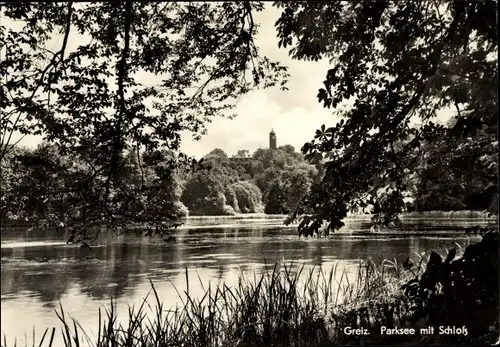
[1,136,496,227]
[184,146,319,215]
[0,144,319,224]
[1,144,189,227]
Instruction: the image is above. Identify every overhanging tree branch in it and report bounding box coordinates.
[0,1,73,161]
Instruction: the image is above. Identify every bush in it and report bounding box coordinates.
[401,231,499,344]
[172,201,189,218]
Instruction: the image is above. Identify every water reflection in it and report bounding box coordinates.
[1,216,497,343]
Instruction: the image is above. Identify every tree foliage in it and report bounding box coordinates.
[1,2,289,233]
[2,1,497,238]
[275,1,498,236]
[401,231,499,342]
[181,147,317,216]
[1,143,191,240]
[412,117,498,213]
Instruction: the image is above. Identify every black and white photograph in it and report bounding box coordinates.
[1,1,498,346]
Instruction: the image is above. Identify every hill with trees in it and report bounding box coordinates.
[181,146,319,215]
[2,134,496,226]
[1,144,320,222]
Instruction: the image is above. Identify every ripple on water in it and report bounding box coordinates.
[1,258,49,266]
[1,257,105,267]
[231,262,266,269]
[1,290,40,301]
[23,271,53,276]
[206,253,241,260]
[0,241,66,249]
[154,268,186,275]
[420,235,480,240]
[187,255,210,260]
[177,259,218,265]
[178,244,215,250]
[351,237,409,242]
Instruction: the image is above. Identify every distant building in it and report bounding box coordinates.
[231,149,252,163]
[231,130,277,164]
[269,129,277,149]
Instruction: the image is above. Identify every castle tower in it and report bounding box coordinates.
[269,129,277,149]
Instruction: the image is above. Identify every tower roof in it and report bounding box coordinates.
[270,129,275,134]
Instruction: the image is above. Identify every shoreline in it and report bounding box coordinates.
[185,211,497,219]
[1,210,497,230]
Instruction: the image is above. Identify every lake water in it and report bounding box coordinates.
[1,215,497,346]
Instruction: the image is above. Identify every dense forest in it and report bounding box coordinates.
[0,143,319,224]
[1,133,496,227]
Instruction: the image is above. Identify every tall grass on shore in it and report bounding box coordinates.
[1,245,477,347]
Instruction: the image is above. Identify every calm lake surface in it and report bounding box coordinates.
[1,215,497,345]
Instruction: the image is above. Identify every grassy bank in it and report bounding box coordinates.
[3,236,498,347]
[5,261,407,347]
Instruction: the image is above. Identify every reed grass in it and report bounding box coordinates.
[0,245,476,347]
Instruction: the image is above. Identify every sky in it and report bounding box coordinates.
[178,5,335,158]
[7,3,453,159]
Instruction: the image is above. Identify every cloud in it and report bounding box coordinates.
[252,5,332,114]
[180,89,335,158]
